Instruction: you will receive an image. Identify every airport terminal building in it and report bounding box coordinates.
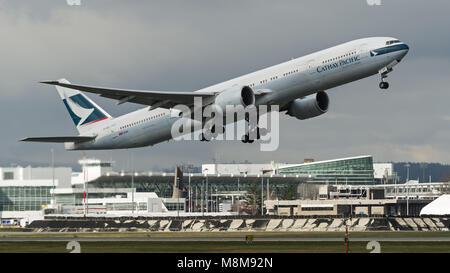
[202,155,395,185]
[277,155,375,184]
[0,166,71,225]
[1,155,448,224]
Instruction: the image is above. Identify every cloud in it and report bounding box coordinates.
[1,1,450,170]
[374,144,450,164]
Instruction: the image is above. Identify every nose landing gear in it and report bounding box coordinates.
[379,81,389,89]
[378,66,392,90]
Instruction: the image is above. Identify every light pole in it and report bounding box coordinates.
[177,175,180,217]
[405,163,410,216]
[86,167,89,216]
[201,180,204,216]
[203,168,208,214]
[51,148,55,210]
[406,185,409,216]
[195,185,198,212]
[237,177,240,195]
[261,174,264,216]
[395,175,397,199]
[405,163,410,183]
[82,155,88,217]
[131,152,135,215]
[188,165,193,213]
[237,177,240,215]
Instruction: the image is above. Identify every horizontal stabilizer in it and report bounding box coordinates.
[21,136,95,143]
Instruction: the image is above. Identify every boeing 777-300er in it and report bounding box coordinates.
[22,37,409,150]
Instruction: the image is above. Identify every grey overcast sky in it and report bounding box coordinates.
[1,0,449,171]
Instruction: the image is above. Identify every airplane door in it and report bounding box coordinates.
[307,59,317,75]
[169,108,179,120]
[358,43,370,60]
[307,59,321,87]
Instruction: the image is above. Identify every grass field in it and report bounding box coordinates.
[1,241,450,253]
[0,228,30,232]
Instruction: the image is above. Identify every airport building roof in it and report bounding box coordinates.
[278,155,375,184]
[279,155,373,169]
[420,194,450,216]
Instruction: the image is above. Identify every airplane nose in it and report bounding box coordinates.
[398,43,409,61]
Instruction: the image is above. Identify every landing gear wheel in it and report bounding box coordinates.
[212,125,225,136]
[242,126,268,143]
[241,134,255,143]
[201,125,225,142]
[209,125,219,139]
[378,67,391,90]
[241,134,249,143]
[200,133,210,142]
[257,127,269,139]
[379,82,389,89]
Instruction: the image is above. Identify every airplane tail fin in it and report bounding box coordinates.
[53,78,113,135]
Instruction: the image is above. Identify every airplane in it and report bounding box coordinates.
[22,37,409,150]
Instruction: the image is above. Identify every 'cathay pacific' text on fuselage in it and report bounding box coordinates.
[316,55,361,73]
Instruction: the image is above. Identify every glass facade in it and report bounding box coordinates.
[87,175,308,199]
[278,156,374,185]
[0,186,52,211]
[55,192,129,207]
[105,203,147,211]
[164,202,185,211]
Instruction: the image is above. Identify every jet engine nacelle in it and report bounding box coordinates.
[287,91,329,120]
[214,85,255,111]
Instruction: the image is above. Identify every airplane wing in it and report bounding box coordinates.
[41,80,217,109]
[21,136,96,143]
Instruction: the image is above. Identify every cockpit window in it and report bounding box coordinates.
[386,40,401,45]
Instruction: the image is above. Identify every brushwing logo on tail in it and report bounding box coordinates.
[63,94,107,127]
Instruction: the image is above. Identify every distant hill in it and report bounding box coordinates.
[0,158,80,172]
[162,166,202,174]
[393,162,450,183]
[3,158,450,182]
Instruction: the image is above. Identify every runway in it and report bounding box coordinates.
[2,235,450,242]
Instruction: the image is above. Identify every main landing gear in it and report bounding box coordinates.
[241,114,270,144]
[241,127,268,144]
[200,125,224,142]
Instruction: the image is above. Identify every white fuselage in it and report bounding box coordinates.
[68,37,409,150]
